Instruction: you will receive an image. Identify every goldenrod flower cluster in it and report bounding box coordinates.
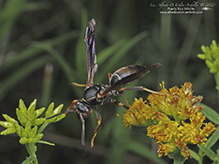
[123,82,216,159]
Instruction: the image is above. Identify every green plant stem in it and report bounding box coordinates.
[215,71,219,98]
[198,157,203,164]
[168,148,185,164]
[198,150,204,164]
[25,144,38,164]
[38,121,49,134]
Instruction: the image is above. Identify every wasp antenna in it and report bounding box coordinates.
[46,111,66,119]
[46,109,75,120]
[79,114,86,146]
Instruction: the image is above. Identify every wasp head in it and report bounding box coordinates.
[72,100,92,119]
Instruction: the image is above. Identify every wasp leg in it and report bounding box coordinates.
[109,99,129,109]
[129,108,142,125]
[91,108,101,148]
[71,82,86,87]
[46,100,78,119]
[109,98,142,125]
[64,100,79,113]
[119,86,159,94]
[107,73,112,81]
[122,92,130,106]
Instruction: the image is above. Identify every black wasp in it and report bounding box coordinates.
[48,19,161,148]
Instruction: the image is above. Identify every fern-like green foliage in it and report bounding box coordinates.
[198,40,219,74]
[0,99,65,164]
[197,40,219,96]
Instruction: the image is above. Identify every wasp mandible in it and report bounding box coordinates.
[48,19,161,148]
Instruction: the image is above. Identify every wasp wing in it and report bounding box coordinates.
[100,63,161,97]
[84,19,98,89]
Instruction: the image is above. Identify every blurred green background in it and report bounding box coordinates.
[0,0,218,164]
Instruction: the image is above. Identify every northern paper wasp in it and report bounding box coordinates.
[48,19,161,148]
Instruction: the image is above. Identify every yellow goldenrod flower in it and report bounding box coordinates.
[157,142,176,157]
[123,98,156,127]
[122,82,216,159]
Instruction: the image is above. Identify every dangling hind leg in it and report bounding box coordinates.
[90,107,101,148]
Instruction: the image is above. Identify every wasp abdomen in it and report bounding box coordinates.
[110,65,146,86]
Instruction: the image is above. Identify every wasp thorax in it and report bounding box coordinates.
[83,84,106,106]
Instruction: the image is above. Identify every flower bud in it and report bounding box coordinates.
[197,54,206,60]
[35,107,45,118]
[0,127,16,135]
[19,137,28,145]
[33,118,46,126]
[45,102,55,118]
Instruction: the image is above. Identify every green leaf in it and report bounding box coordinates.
[0,30,79,74]
[200,103,219,124]
[24,2,51,10]
[0,48,39,73]
[97,31,148,82]
[0,56,50,101]
[32,43,82,95]
[37,140,55,146]
[189,149,200,161]
[97,39,126,64]
[127,141,167,164]
[32,43,77,81]
[21,156,36,164]
[75,10,87,79]
[0,0,27,41]
[40,63,53,107]
[205,127,219,148]
[199,145,216,161]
